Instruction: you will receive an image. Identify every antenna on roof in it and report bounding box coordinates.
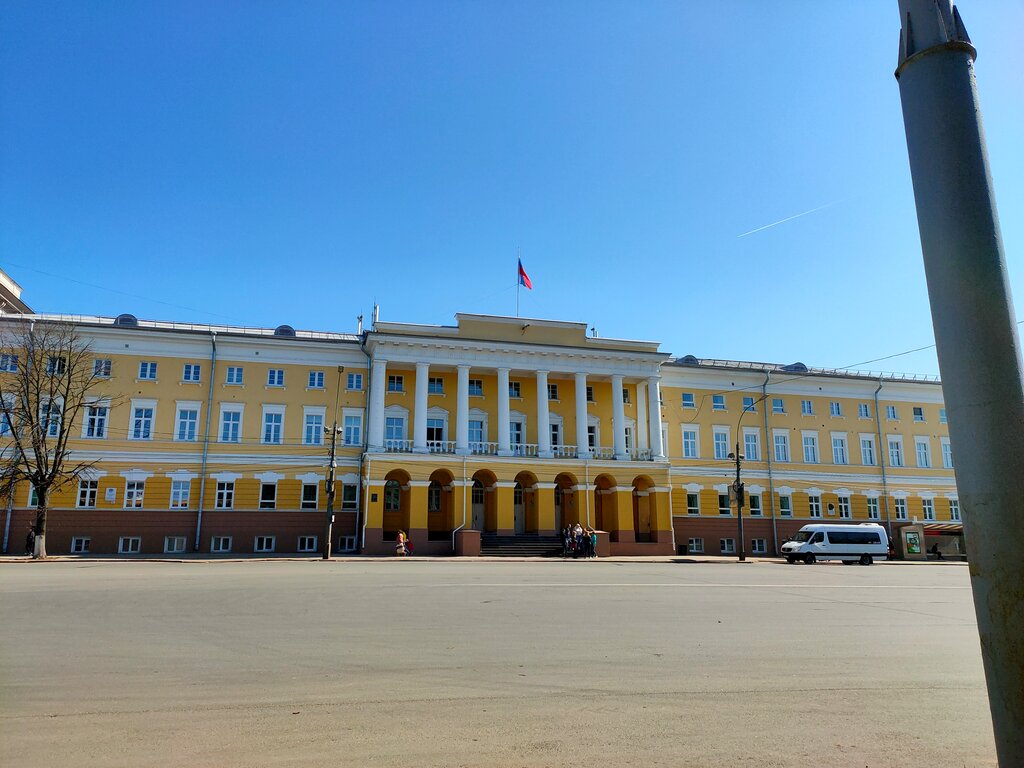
[371,304,379,328]
[590,326,598,338]
[357,314,364,335]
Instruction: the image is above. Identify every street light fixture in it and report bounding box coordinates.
[727,446,746,562]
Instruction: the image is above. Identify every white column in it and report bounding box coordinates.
[648,376,664,460]
[575,372,589,458]
[368,358,387,450]
[536,370,551,458]
[455,365,470,455]
[636,381,649,451]
[413,362,429,453]
[497,367,511,456]
[611,374,627,460]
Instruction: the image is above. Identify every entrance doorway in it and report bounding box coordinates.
[513,483,525,534]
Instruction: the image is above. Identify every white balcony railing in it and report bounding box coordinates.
[427,440,456,454]
[592,446,616,459]
[383,438,414,452]
[509,443,538,457]
[551,445,578,459]
[470,441,499,455]
[632,448,652,461]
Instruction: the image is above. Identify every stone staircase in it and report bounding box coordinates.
[479,534,563,558]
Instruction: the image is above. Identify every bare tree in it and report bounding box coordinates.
[0,320,107,558]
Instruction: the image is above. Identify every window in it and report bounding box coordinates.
[341,484,358,511]
[624,426,633,453]
[687,537,704,553]
[93,358,112,377]
[682,428,698,458]
[41,399,62,437]
[829,401,842,417]
[267,368,285,387]
[426,417,444,444]
[259,483,277,510]
[344,413,363,446]
[860,436,876,466]
[0,354,18,372]
[71,537,90,553]
[215,482,234,509]
[211,536,232,553]
[308,370,325,389]
[773,432,790,462]
[119,536,141,554]
[838,496,851,519]
[297,536,317,553]
[858,403,870,419]
[713,428,729,460]
[124,480,145,508]
[47,356,67,375]
[801,399,813,415]
[888,437,904,467]
[749,494,762,516]
[895,498,908,521]
[720,538,736,554]
[808,494,822,518]
[469,419,484,446]
[387,375,404,392]
[221,409,242,443]
[468,379,483,396]
[772,398,785,414]
[429,482,443,512]
[164,536,187,554]
[751,538,767,554]
[301,483,319,509]
[832,435,848,465]
[509,421,524,447]
[131,407,153,440]
[385,416,405,444]
[337,535,357,553]
[183,363,201,382]
[913,406,925,422]
[547,383,559,401]
[712,395,726,411]
[718,493,731,515]
[175,407,198,441]
[138,361,157,380]
[384,479,401,512]
[85,405,108,438]
[914,437,931,468]
[304,413,324,445]
[802,433,819,463]
[428,376,444,394]
[922,498,935,521]
[0,406,10,437]
[170,480,191,509]
[941,439,953,469]
[77,480,98,508]
[29,486,38,507]
[682,392,695,409]
[550,422,561,447]
[939,408,947,424]
[743,430,759,461]
[508,381,521,398]
[226,366,244,385]
[263,410,283,444]
[886,405,898,420]
[949,499,960,521]
[779,495,792,517]
[587,425,597,449]
[586,386,594,403]
[622,388,631,405]
[742,396,756,413]
[867,497,880,520]
[686,493,700,515]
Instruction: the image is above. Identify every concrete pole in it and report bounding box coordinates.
[895,3,1024,763]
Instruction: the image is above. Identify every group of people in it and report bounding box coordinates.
[395,530,414,557]
[562,523,598,559]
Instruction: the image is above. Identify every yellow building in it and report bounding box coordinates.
[1,309,960,558]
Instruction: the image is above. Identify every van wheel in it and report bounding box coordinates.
[803,553,815,565]
[860,554,873,566]
[786,556,796,564]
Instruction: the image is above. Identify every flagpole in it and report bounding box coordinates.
[516,249,520,318]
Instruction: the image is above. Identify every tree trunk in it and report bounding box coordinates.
[34,491,47,559]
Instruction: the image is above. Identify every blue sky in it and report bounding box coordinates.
[2,1,1022,375]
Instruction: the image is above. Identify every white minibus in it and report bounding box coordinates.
[780,523,888,565]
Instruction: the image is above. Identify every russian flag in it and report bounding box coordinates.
[517,258,533,290]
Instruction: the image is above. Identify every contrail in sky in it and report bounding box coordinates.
[737,199,843,238]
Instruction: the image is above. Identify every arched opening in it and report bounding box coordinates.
[632,475,655,542]
[427,469,455,541]
[383,469,411,539]
[593,473,618,533]
[471,470,498,532]
[514,471,539,534]
[554,472,578,529]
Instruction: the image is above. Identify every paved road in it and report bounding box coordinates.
[0,560,996,767]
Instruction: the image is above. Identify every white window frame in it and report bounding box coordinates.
[215,481,235,510]
[800,399,813,416]
[259,481,277,510]
[894,497,908,521]
[858,403,870,419]
[219,404,244,443]
[837,495,851,519]
[304,406,326,446]
[343,408,363,447]
[773,430,790,463]
[301,482,319,509]
[261,404,285,445]
[387,374,404,392]
[226,366,244,385]
[720,538,736,554]
[211,536,232,553]
[831,433,848,465]
[686,492,700,516]
[174,401,201,442]
[267,368,285,387]
[346,372,363,390]
[183,363,201,382]
[138,361,157,380]
[687,537,704,553]
[306,370,325,389]
[742,427,760,462]
[164,536,187,554]
[829,401,842,417]
[297,535,318,553]
[867,496,880,520]
[778,493,793,517]
[129,399,156,441]
[913,406,925,423]
[712,426,730,460]
[124,480,145,509]
[941,437,953,469]
[711,394,726,411]
[119,536,142,554]
[751,538,767,554]
[428,376,445,395]
[771,398,785,414]
[860,434,876,466]
[748,493,762,517]
[94,358,112,378]
[888,436,904,467]
[77,479,99,508]
[808,494,822,518]
[922,498,935,521]
[682,392,695,409]
[170,478,191,509]
[682,427,699,459]
[886,405,898,421]
[802,431,819,464]
[254,535,276,553]
[71,536,90,553]
[742,396,756,413]
[915,436,931,468]
[948,498,960,521]
[83,399,110,439]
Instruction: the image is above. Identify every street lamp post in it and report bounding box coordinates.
[323,421,343,560]
[728,443,745,562]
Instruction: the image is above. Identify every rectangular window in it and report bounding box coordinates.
[624,426,633,453]
[263,411,283,444]
[138,361,157,380]
[164,536,187,554]
[304,413,324,445]
[387,375,404,392]
[748,494,762,516]
[301,483,319,509]
[838,496,851,519]
[587,425,597,449]
[682,428,698,459]
[77,480,98,508]
[769,398,785,415]
[751,538,767,554]
[895,498,908,520]
[913,406,925,422]
[259,482,276,510]
[915,437,931,468]
[867,497,880,520]
[297,535,318,553]
[829,401,842,417]
[622,388,631,405]
[686,493,699,515]
[308,370,325,389]
[124,481,145,508]
[85,405,108,438]
[468,379,483,396]
[215,482,234,509]
[426,417,444,443]
[888,437,904,467]
[801,399,813,415]
[508,381,521,398]
[254,536,276,553]
[949,499,960,521]
[742,396,756,413]
[720,538,736,554]
[802,434,819,463]
[0,354,18,372]
[131,407,153,440]
[221,410,241,443]
[687,537,704,554]
[176,408,198,442]
[341,484,358,511]
[170,479,191,509]
[547,383,558,401]
[267,369,285,387]
[46,355,67,375]
[211,536,232,553]
[41,399,62,437]
[713,429,729,460]
[858,403,870,419]
[428,376,444,394]
[718,493,731,515]
[93,358,112,377]
[712,395,726,411]
[808,494,822,518]
[509,421,524,446]
[832,435,848,465]
[183,363,201,382]
[939,408,947,424]
[468,420,484,445]
[682,392,695,409]
[119,536,141,554]
[779,495,792,517]
[773,432,790,463]
[344,413,363,446]
[743,431,759,461]
[226,366,244,385]
[385,417,404,443]
[860,436,876,466]
[550,422,561,448]
[71,536,90,553]
[942,439,953,469]
[922,498,935,521]
[886,405,898,420]
[586,386,594,402]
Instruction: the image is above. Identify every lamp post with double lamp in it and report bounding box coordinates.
[322,365,345,561]
[727,444,745,562]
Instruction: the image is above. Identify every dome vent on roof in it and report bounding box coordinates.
[114,313,138,327]
[782,362,808,372]
[679,355,700,365]
[273,324,296,337]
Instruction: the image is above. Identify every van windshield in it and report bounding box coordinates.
[791,531,812,542]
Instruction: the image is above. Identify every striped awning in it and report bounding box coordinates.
[923,523,963,534]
